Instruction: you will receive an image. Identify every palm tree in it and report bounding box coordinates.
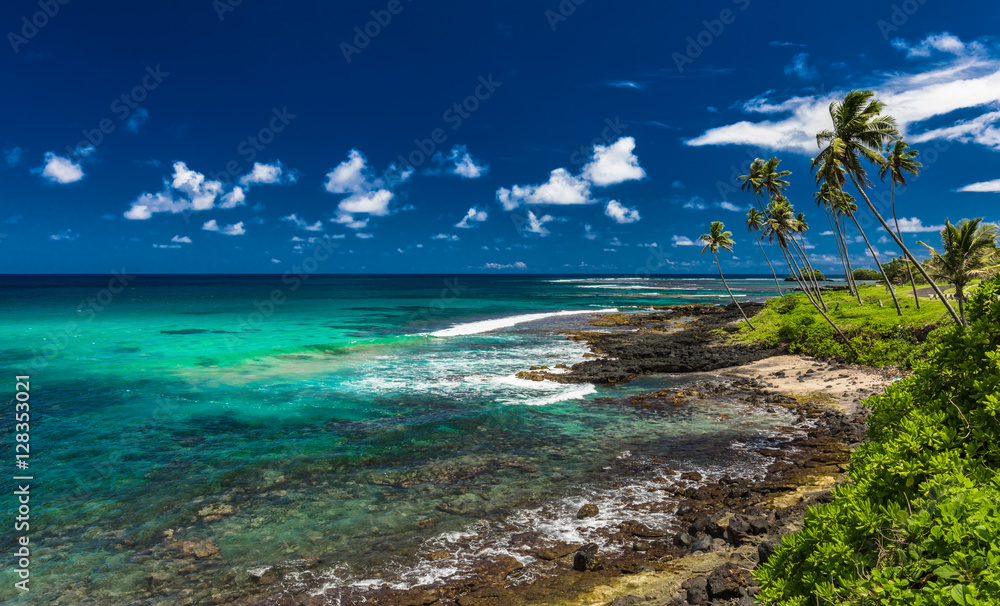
[700,221,755,330]
[746,208,783,295]
[812,124,903,315]
[918,218,1000,326]
[760,157,792,199]
[815,184,858,300]
[814,89,961,324]
[739,158,767,211]
[827,189,866,305]
[764,200,856,354]
[879,139,923,308]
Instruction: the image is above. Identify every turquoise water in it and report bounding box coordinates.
[0,275,787,603]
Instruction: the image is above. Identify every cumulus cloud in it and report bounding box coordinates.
[282,213,324,232]
[238,161,298,187]
[484,261,527,270]
[497,168,592,210]
[171,235,192,244]
[125,108,149,133]
[671,235,698,247]
[34,152,84,184]
[958,178,1000,193]
[4,146,23,167]
[683,197,707,210]
[687,33,1000,154]
[496,137,645,210]
[356,232,374,239]
[202,219,246,236]
[324,149,410,229]
[432,233,459,241]
[455,207,488,229]
[581,137,646,186]
[431,145,488,178]
[125,161,247,220]
[49,229,78,241]
[583,224,598,240]
[604,200,641,224]
[523,210,555,236]
[271,258,282,264]
[718,201,743,212]
[783,53,817,79]
[894,217,945,233]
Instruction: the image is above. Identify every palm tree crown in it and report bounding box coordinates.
[879,139,921,187]
[919,218,1000,325]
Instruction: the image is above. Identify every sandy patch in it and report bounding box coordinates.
[717,354,900,415]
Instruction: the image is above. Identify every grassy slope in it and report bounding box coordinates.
[728,283,971,367]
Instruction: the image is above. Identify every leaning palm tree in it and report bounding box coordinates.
[747,208,783,295]
[812,133,902,315]
[814,89,960,324]
[700,221,755,330]
[879,139,923,308]
[815,184,858,300]
[739,158,767,212]
[760,157,792,199]
[764,201,857,354]
[918,218,1000,326]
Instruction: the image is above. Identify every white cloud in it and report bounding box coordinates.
[34,152,84,184]
[49,229,78,241]
[783,53,817,79]
[219,186,246,209]
[171,235,192,244]
[438,145,488,178]
[432,233,459,241]
[819,230,834,236]
[604,200,641,224]
[958,178,1000,193]
[524,210,555,236]
[718,201,742,212]
[125,161,239,219]
[153,244,181,249]
[282,213,324,232]
[484,261,527,270]
[125,108,149,133]
[583,224,598,240]
[239,161,297,187]
[271,258,282,264]
[683,197,707,210]
[688,33,1000,154]
[671,235,698,247]
[202,219,245,236]
[455,207,488,228]
[895,217,944,233]
[4,146,23,167]
[356,232,374,239]
[581,137,646,186]
[497,168,592,210]
[496,137,644,210]
[324,149,410,229]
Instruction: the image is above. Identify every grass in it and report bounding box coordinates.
[729,282,969,367]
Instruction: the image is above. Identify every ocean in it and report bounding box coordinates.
[0,274,791,603]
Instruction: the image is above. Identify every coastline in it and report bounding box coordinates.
[228,304,899,606]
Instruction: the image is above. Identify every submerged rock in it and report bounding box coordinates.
[576,503,599,519]
[573,543,603,571]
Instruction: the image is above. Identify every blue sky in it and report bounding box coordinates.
[2,0,999,273]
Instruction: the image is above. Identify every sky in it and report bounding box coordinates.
[1,0,999,274]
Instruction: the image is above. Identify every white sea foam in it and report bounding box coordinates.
[430,309,618,337]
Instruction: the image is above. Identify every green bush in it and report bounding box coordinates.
[755,276,1000,605]
[785,269,826,282]
[852,268,882,281]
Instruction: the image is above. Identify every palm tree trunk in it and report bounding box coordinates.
[826,211,854,296]
[791,234,827,311]
[779,242,857,356]
[847,172,962,325]
[777,245,819,309]
[848,211,903,316]
[755,234,783,296]
[715,253,754,330]
[837,216,864,305]
[890,184,921,309]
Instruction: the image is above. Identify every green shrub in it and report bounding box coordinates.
[785,269,826,282]
[852,268,882,281]
[755,276,1000,605]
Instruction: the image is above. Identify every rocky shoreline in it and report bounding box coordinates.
[217,304,897,606]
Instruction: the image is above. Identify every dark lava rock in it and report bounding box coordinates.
[573,543,603,572]
[674,532,694,547]
[610,597,643,606]
[686,575,710,604]
[577,503,600,519]
[725,514,751,544]
[681,471,703,482]
[691,534,712,552]
[526,542,580,561]
[758,541,778,566]
[632,541,651,552]
[707,562,752,600]
[748,515,771,535]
